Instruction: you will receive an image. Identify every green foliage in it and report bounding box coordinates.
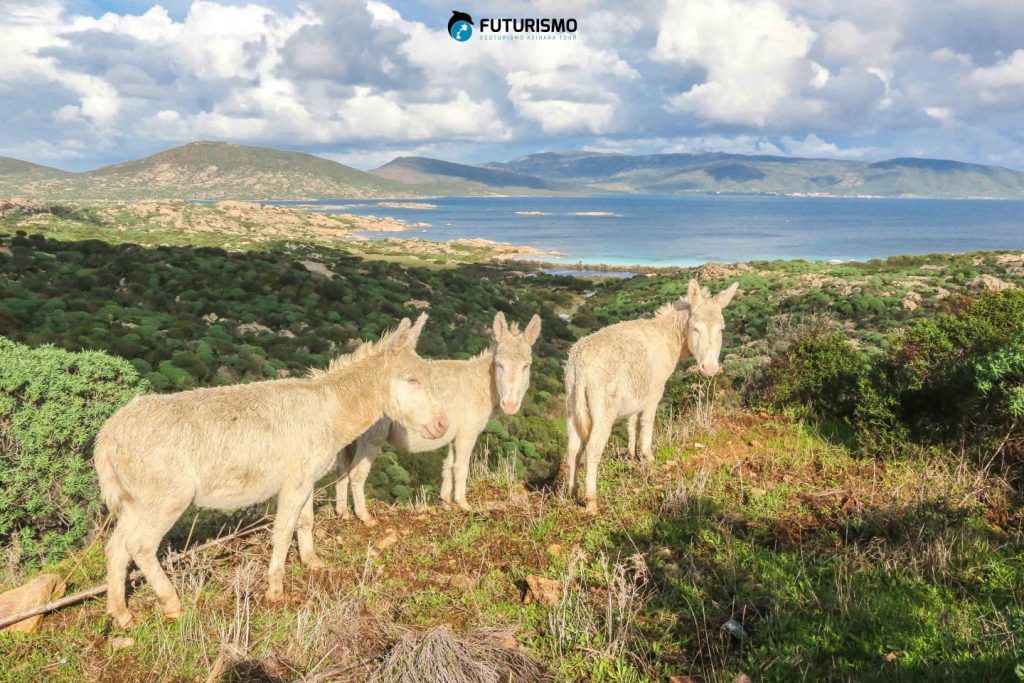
[760,331,867,419]
[0,336,148,564]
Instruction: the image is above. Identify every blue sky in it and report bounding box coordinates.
[2,0,1024,171]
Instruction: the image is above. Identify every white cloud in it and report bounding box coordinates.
[652,0,824,126]
[971,49,1024,101]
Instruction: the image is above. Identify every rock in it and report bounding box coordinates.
[901,291,921,311]
[970,274,1014,293]
[278,329,295,339]
[935,286,951,299]
[523,575,561,607]
[449,574,475,591]
[236,321,274,335]
[374,529,399,552]
[734,674,753,683]
[721,618,749,640]
[547,543,563,556]
[749,486,767,497]
[201,312,219,323]
[693,442,706,449]
[669,677,698,683]
[109,636,135,651]
[299,261,335,278]
[878,651,901,664]
[404,299,431,310]
[0,573,65,633]
[654,546,673,559]
[662,562,683,580]
[996,253,1024,274]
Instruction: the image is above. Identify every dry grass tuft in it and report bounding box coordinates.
[364,625,549,683]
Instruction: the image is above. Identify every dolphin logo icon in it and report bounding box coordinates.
[448,10,474,41]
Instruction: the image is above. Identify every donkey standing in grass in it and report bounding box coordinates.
[564,280,739,514]
[331,312,541,523]
[94,314,447,628]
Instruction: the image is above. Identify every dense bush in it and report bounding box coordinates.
[756,290,1024,461]
[0,336,148,564]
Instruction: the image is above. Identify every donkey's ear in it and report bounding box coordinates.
[687,279,703,306]
[713,282,740,307]
[524,314,542,346]
[399,313,428,349]
[492,311,508,341]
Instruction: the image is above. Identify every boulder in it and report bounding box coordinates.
[996,253,1024,274]
[901,291,922,311]
[969,274,1014,293]
[0,573,65,633]
[523,574,561,607]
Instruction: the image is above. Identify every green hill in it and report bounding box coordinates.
[0,141,415,200]
[371,156,572,195]
[485,151,1024,198]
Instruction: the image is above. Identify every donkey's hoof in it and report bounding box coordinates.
[265,586,285,604]
[304,556,327,571]
[456,500,472,513]
[360,517,379,528]
[111,610,135,629]
[160,598,183,620]
[584,500,599,516]
[339,509,353,521]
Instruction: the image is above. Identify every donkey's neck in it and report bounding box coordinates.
[476,348,502,410]
[654,307,691,359]
[318,368,389,448]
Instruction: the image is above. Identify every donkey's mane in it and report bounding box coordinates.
[307,324,408,378]
[654,300,689,318]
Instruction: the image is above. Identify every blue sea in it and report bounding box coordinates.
[278,195,1024,267]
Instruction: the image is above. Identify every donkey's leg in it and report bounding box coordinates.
[348,443,379,526]
[266,483,310,604]
[627,414,639,459]
[124,495,190,621]
[440,443,455,506]
[565,417,582,498]
[452,433,478,512]
[583,411,615,516]
[105,506,137,629]
[296,489,326,570]
[639,395,662,465]
[335,445,354,518]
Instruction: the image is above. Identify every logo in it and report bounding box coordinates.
[448,10,474,41]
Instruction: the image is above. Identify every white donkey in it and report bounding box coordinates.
[94,314,447,628]
[564,280,739,514]
[332,312,541,523]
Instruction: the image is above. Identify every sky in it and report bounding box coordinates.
[2,0,1024,171]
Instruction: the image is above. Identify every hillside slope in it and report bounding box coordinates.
[0,142,415,200]
[485,151,1024,198]
[371,156,571,195]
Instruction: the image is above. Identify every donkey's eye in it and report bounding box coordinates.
[406,376,422,386]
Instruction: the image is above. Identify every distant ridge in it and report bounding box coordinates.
[2,142,1024,200]
[482,151,1024,199]
[371,156,569,195]
[0,141,412,200]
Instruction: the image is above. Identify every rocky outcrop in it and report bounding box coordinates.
[901,291,922,310]
[996,253,1024,274]
[970,274,1015,293]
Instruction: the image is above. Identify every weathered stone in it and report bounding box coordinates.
[0,573,65,634]
[523,575,561,607]
[970,274,1014,293]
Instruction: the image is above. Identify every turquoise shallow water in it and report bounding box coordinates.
[275,195,1024,267]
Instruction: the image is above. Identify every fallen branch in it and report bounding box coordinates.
[0,518,271,631]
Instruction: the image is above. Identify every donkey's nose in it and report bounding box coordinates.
[432,414,448,436]
[500,399,520,415]
[698,362,719,377]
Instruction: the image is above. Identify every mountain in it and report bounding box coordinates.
[483,151,1024,199]
[370,156,568,195]
[0,142,412,200]
[0,157,74,196]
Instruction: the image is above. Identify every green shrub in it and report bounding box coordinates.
[758,330,868,419]
[0,336,148,565]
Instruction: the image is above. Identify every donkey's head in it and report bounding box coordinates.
[491,312,542,415]
[682,279,739,377]
[385,313,448,439]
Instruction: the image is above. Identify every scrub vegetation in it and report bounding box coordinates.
[0,207,1022,681]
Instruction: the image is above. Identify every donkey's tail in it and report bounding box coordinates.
[93,426,128,516]
[565,358,592,442]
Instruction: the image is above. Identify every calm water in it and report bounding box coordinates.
[276,195,1024,267]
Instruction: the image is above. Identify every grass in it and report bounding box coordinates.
[1,403,1021,682]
